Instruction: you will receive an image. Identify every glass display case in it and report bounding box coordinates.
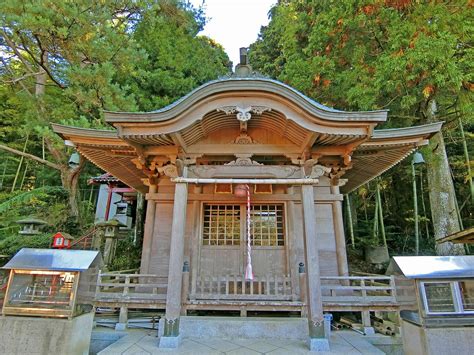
[2,248,102,318]
[389,255,474,327]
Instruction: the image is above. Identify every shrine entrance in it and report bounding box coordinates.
[193,202,291,300]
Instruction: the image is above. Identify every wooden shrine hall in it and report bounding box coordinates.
[53,67,441,349]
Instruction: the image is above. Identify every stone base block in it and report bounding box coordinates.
[115,322,127,331]
[159,335,182,348]
[364,326,375,335]
[0,312,94,355]
[308,337,330,351]
[158,316,308,340]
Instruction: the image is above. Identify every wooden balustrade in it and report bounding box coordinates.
[321,275,397,304]
[192,274,293,301]
[91,271,404,312]
[95,273,167,303]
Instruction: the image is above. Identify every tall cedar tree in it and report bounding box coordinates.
[250,0,473,255]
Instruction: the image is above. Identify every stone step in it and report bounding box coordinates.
[159,316,308,340]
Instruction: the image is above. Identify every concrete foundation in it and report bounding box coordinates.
[158,334,182,348]
[158,316,309,340]
[0,312,94,355]
[308,337,330,351]
[401,319,474,355]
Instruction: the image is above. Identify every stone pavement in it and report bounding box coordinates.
[98,329,389,354]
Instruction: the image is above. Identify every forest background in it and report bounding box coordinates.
[0,0,472,271]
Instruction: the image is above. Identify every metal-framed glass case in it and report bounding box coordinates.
[2,248,102,318]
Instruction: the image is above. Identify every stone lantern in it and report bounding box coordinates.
[94,219,126,265]
[17,218,48,235]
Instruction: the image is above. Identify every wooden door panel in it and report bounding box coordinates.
[200,247,242,276]
[251,248,287,276]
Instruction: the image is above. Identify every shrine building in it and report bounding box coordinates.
[52,61,441,350]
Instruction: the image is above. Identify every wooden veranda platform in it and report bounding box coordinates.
[92,272,406,314]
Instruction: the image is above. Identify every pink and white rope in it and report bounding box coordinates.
[244,184,254,280]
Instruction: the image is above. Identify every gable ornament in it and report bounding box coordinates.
[216,105,272,122]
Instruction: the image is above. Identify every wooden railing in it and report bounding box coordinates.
[321,276,397,304]
[69,227,96,250]
[95,273,167,303]
[192,274,293,301]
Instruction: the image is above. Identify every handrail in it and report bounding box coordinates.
[320,275,397,304]
[69,227,97,249]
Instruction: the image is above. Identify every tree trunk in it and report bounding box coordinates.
[60,160,85,219]
[424,100,464,255]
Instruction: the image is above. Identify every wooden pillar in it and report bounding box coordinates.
[361,310,375,335]
[115,306,128,330]
[331,185,349,277]
[301,184,330,351]
[139,183,157,274]
[160,181,188,347]
[299,262,308,317]
[181,261,190,316]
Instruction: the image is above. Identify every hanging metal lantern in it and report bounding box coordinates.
[68,152,80,168]
[412,151,425,165]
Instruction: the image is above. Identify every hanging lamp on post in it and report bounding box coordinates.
[412,151,425,255]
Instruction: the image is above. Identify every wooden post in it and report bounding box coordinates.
[116,306,128,330]
[139,183,157,274]
[160,181,188,348]
[181,261,190,316]
[301,184,329,351]
[361,310,375,335]
[331,185,349,277]
[299,262,308,317]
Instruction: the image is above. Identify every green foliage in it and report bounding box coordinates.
[108,237,142,271]
[251,0,474,257]
[0,0,230,248]
[0,233,52,257]
[0,186,65,214]
[250,1,473,116]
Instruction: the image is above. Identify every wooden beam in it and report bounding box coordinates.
[144,146,180,157]
[146,192,344,202]
[171,177,320,185]
[186,143,301,155]
[170,133,188,151]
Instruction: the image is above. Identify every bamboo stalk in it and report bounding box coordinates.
[346,194,355,248]
[0,160,7,189]
[11,134,29,192]
[419,169,430,242]
[372,192,379,243]
[458,117,473,204]
[376,180,387,248]
[19,161,29,190]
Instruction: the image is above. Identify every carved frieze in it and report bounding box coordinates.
[188,164,302,179]
[310,164,332,178]
[232,133,258,144]
[225,157,262,166]
[157,164,179,178]
[216,105,272,122]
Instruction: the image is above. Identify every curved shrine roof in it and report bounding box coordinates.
[52,77,441,193]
